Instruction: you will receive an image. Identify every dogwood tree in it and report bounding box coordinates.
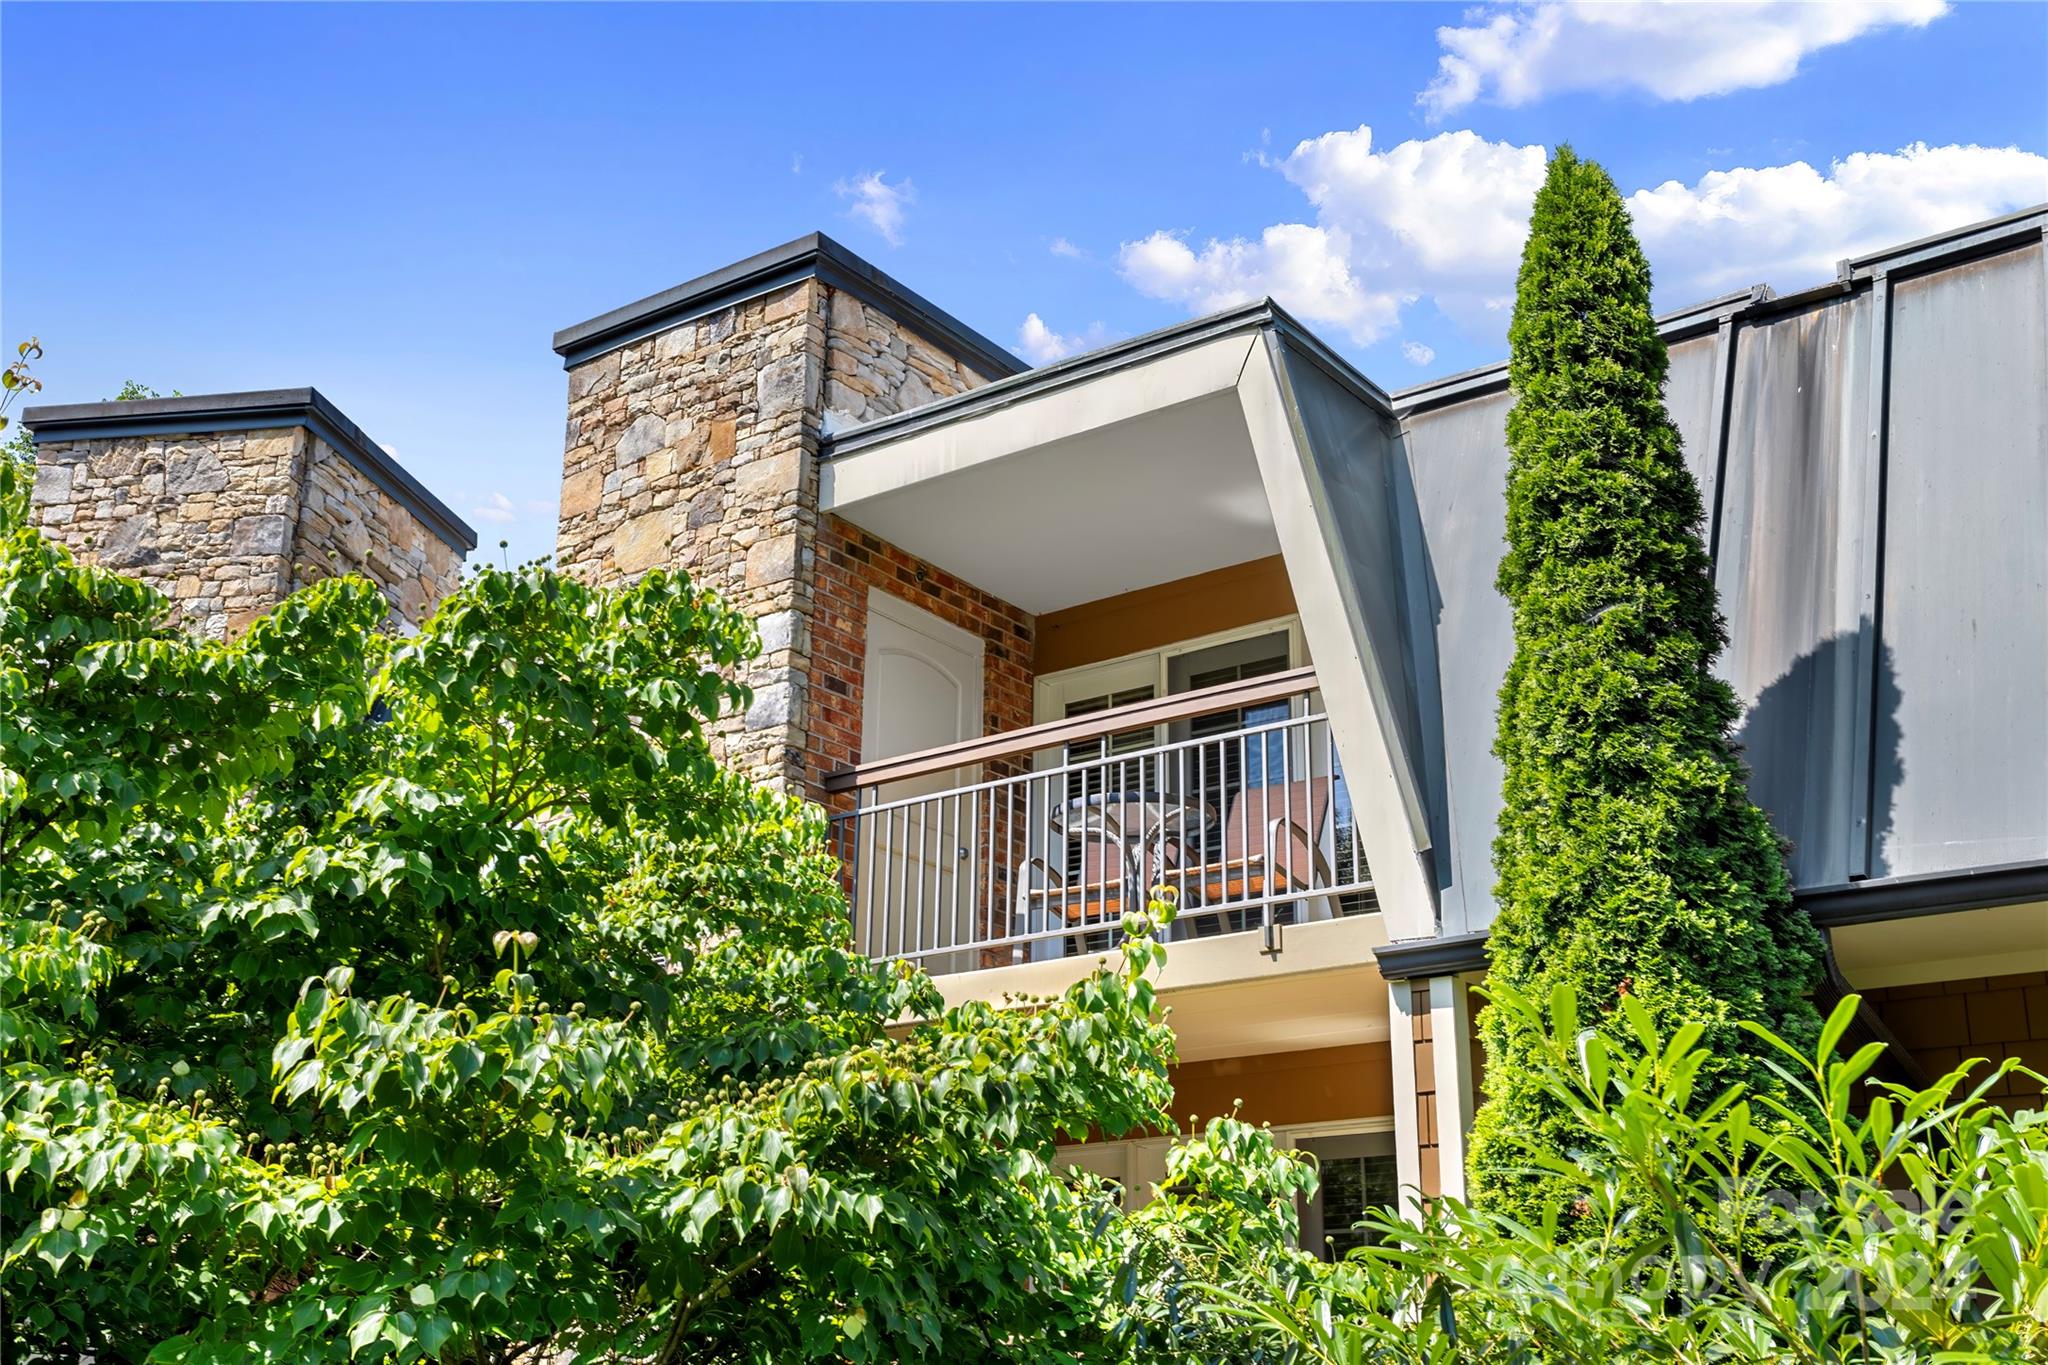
[0,455,1195,1363]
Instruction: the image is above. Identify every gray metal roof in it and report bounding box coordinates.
[23,387,478,554]
[1392,205,2047,415]
[1400,205,2048,933]
[551,231,1027,379]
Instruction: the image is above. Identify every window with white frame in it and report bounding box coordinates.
[1292,1128,1399,1261]
[1054,1120,1396,1256]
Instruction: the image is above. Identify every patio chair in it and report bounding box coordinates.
[1176,777,1334,953]
[1010,795,1155,960]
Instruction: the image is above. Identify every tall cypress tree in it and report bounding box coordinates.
[1467,147,1825,1224]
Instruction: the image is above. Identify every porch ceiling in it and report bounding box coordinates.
[1830,900,2048,990]
[824,389,1275,615]
[820,328,1280,616]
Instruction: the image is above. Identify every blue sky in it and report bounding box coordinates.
[4,1,2044,567]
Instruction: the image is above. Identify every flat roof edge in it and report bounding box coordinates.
[1392,205,2047,417]
[23,388,478,554]
[551,231,1027,379]
[1797,858,2048,928]
[820,300,1288,458]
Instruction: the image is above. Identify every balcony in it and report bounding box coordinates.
[825,668,1374,975]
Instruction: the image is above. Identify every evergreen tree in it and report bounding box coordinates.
[1466,147,1826,1226]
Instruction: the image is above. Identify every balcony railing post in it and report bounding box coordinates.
[829,668,1373,973]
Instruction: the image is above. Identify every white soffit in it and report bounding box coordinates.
[821,333,1276,614]
[1831,901,2048,989]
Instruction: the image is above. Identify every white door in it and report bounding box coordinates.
[858,590,983,970]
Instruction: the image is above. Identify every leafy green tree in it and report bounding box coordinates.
[109,380,177,401]
[2,338,44,464]
[1,362,177,464]
[1101,1115,1322,1364]
[1217,985,2048,1362]
[0,456,1190,1363]
[1467,146,1825,1227]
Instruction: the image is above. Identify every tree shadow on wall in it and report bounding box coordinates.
[1731,618,1902,886]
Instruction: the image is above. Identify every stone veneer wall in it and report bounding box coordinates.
[30,426,462,637]
[820,288,987,432]
[555,277,997,789]
[288,436,465,627]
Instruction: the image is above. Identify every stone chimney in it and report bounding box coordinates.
[550,233,1025,789]
[24,388,476,637]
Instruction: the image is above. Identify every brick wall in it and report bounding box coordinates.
[1868,972,2048,1112]
[807,514,1035,806]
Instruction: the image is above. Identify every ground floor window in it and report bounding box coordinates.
[1055,1121,1397,1259]
[1294,1130,1399,1261]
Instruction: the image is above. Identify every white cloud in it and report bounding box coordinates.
[790,153,804,175]
[1119,128,1541,344]
[1016,313,1117,366]
[1118,223,1404,344]
[471,492,517,525]
[1401,341,1437,367]
[1628,142,2048,298]
[1421,1,1949,119]
[1049,236,1084,258]
[1119,126,2048,351]
[835,170,913,246]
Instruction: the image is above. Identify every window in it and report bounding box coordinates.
[1178,643,1291,813]
[1060,684,1158,886]
[1296,1131,1398,1261]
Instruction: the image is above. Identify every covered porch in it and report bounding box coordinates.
[810,303,1445,1002]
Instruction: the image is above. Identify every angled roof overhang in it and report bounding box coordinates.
[821,304,1447,939]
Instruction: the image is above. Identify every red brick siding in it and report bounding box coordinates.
[806,514,1035,809]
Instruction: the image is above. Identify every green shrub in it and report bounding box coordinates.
[0,457,1183,1364]
[1471,144,1826,1227]
[1217,984,2048,1363]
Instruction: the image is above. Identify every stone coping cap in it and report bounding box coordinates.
[551,230,1027,380]
[24,387,478,554]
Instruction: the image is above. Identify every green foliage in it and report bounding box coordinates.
[2,338,43,464]
[1100,1115,1323,1363]
[1470,145,1825,1227]
[0,465,1190,1363]
[1218,984,2048,1362]
[110,380,179,402]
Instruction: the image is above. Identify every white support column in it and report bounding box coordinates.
[1428,975,1477,1201]
[1388,978,1425,1220]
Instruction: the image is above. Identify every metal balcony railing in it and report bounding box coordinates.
[823,668,1374,974]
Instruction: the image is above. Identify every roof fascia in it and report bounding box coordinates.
[23,388,478,554]
[552,231,1026,378]
[822,300,1279,459]
[1796,859,2048,928]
